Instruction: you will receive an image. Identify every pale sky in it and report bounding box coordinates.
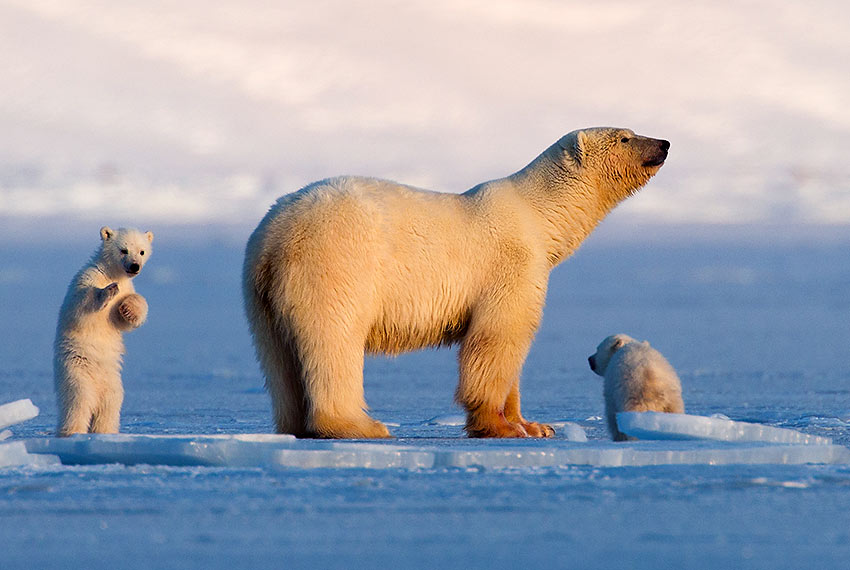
[1,0,848,230]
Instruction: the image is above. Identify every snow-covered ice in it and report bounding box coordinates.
[618,412,834,445]
[426,413,465,426]
[549,421,589,442]
[0,398,39,430]
[0,399,59,467]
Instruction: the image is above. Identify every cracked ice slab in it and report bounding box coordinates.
[0,399,39,430]
[617,412,834,445]
[22,434,850,470]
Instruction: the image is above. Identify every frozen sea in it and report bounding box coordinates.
[2,227,850,569]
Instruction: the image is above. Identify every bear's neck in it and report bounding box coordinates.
[509,154,621,267]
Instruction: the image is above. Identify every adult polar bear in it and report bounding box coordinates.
[244,127,669,438]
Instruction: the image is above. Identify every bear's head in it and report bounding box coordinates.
[556,127,669,199]
[99,226,154,278]
[588,333,635,376]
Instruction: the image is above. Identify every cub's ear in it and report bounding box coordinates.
[144,231,154,243]
[100,226,115,242]
[557,129,587,165]
[611,336,627,351]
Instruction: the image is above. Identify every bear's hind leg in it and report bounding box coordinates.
[265,334,309,437]
[299,336,390,439]
[89,381,124,434]
[57,386,96,437]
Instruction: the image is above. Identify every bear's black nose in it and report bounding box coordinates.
[660,139,670,152]
[588,355,596,372]
[128,263,140,274]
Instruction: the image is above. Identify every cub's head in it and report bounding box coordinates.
[556,127,669,199]
[588,333,635,376]
[99,226,154,278]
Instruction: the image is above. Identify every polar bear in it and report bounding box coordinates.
[588,334,684,441]
[54,226,153,437]
[244,127,669,439]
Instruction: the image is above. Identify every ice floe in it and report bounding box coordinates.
[0,399,60,468]
[6,399,848,471]
[617,412,833,445]
[0,399,39,430]
[21,432,850,470]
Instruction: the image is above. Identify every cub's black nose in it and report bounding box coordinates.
[588,355,596,372]
[128,263,140,274]
[660,139,670,152]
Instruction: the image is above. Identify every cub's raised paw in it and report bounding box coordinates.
[114,293,148,329]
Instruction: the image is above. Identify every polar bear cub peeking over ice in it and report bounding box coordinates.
[54,226,153,437]
[589,334,684,441]
[244,127,669,439]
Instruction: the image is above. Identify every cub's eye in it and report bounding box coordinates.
[140,251,145,256]
[120,248,129,255]
[620,137,630,143]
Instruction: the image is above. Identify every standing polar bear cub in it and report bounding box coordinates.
[244,127,669,438]
[54,226,153,436]
[589,334,685,441]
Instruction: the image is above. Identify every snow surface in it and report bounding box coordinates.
[3,240,850,569]
[618,412,834,445]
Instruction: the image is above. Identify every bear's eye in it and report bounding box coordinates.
[140,250,145,256]
[620,137,630,143]
[120,248,129,255]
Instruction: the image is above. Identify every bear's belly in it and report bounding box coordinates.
[364,308,471,355]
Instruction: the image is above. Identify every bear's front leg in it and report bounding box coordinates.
[93,282,119,311]
[504,384,555,438]
[457,329,535,438]
[456,282,549,438]
[112,293,148,330]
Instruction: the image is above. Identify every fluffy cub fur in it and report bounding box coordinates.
[589,334,684,441]
[54,226,153,436]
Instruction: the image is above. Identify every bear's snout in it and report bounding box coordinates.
[127,263,140,275]
[588,355,596,372]
[641,138,670,168]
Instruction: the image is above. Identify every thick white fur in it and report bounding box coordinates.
[244,127,669,438]
[589,334,684,441]
[54,226,153,436]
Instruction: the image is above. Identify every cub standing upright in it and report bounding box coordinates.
[54,226,153,436]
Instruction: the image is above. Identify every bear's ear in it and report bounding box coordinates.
[557,130,586,165]
[611,336,627,351]
[144,231,154,243]
[100,226,115,242]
